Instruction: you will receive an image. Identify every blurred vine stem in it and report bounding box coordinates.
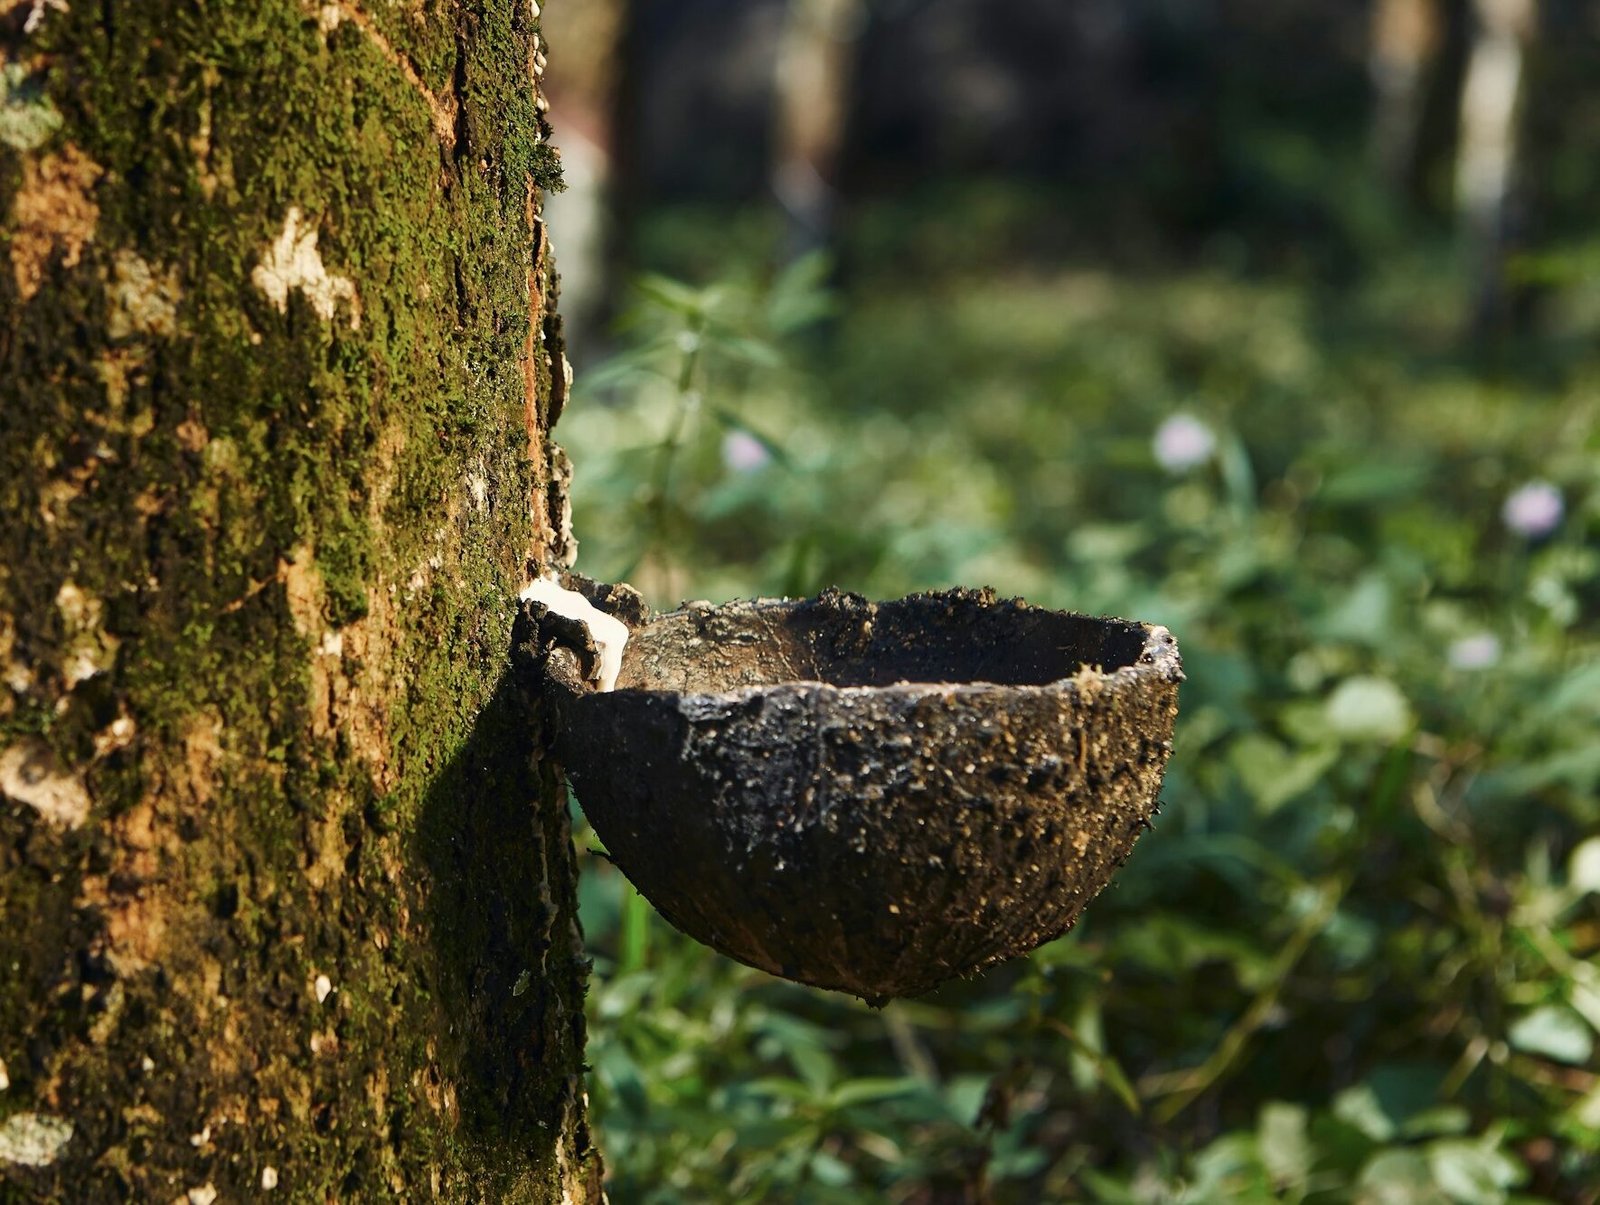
[1142,874,1348,1123]
[593,258,831,594]
[640,317,706,574]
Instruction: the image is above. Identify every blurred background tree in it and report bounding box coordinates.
[537,1,1600,1200]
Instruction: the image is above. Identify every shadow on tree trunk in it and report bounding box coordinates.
[414,666,595,1168]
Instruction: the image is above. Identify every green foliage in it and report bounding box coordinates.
[562,196,1600,1200]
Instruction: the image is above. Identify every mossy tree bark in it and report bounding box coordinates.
[1,1,601,1200]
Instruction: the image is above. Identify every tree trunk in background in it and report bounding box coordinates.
[1369,0,1443,188]
[1,2,601,1201]
[540,0,629,355]
[771,0,864,257]
[600,0,644,343]
[1456,0,1537,329]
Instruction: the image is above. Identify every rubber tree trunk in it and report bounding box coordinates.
[1,2,601,1201]
[1456,0,1537,330]
[1369,0,1443,188]
[771,0,863,258]
[538,0,628,355]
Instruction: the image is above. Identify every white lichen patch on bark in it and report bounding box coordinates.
[92,711,137,759]
[0,737,90,829]
[8,141,102,302]
[0,60,64,151]
[554,1088,593,1205]
[56,579,120,687]
[107,249,182,339]
[466,463,490,513]
[548,442,578,568]
[6,0,69,37]
[0,1112,74,1167]
[251,207,362,330]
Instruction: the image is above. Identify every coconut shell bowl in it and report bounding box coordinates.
[520,586,1182,1003]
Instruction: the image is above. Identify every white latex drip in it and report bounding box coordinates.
[519,578,630,692]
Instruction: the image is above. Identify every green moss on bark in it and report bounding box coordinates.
[1,1,593,1200]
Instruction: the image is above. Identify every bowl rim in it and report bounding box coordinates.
[573,595,1184,707]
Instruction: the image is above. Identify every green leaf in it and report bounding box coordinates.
[1111,914,1278,990]
[1319,458,1433,504]
[636,274,709,316]
[789,1044,837,1095]
[1190,1132,1267,1196]
[809,1150,854,1187]
[1218,430,1258,514]
[1336,1083,1399,1143]
[709,333,786,369]
[1492,745,1600,796]
[1230,731,1338,814]
[766,251,836,333]
[1319,572,1393,645]
[742,1077,816,1104]
[827,1077,922,1109]
[1334,1065,1445,1144]
[1326,676,1413,743]
[598,1045,650,1117]
[1095,1051,1144,1117]
[931,1074,984,1128]
[1426,1139,1522,1205]
[1356,1149,1446,1205]
[1508,1005,1594,1064]
[577,355,675,393]
[1258,1101,1311,1188]
[988,1144,1049,1180]
[1573,1083,1600,1130]
[1066,523,1151,564]
[1570,837,1600,895]
[1536,660,1600,721]
[1399,1105,1471,1140]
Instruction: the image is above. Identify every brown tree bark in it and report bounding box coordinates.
[1,1,601,1200]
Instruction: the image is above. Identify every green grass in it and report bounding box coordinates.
[560,187,1600,1203]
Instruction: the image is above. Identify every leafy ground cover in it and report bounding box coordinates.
[557,184,1600,1203]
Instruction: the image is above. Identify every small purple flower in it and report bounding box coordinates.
[1502,481,1564,539]
[722,429,772,474]
[1152,414,1217,474]
[1448,632,1501,671]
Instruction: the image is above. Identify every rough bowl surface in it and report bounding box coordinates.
[541,588,1182,1002]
